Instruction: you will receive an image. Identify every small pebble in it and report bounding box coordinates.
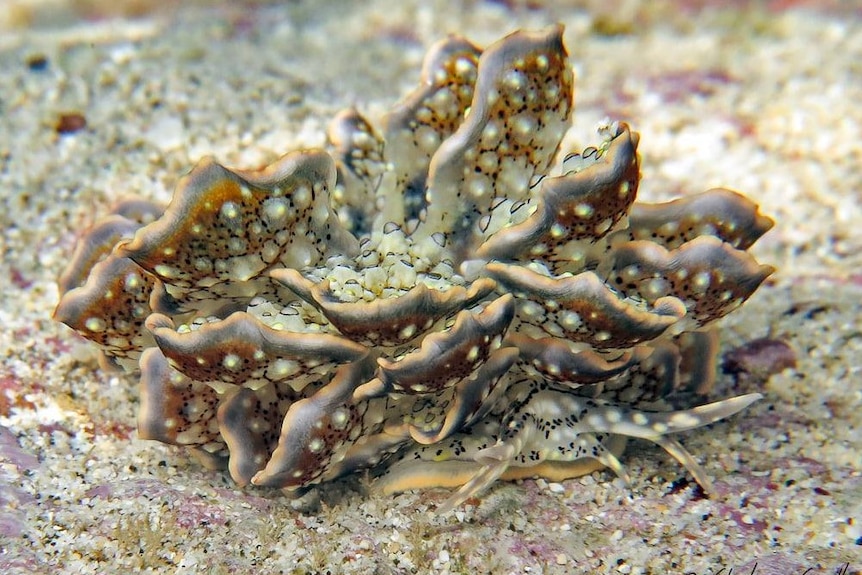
[548,482,565,494]
[26,54,48,71]
[55,112,87,135]
[555,553,567,565]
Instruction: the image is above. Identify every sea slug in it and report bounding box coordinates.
[54,25,773,512]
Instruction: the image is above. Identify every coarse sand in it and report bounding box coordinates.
[1,1,859,573]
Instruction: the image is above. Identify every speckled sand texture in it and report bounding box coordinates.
[1,1,860,573]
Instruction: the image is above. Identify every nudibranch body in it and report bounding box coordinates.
[54,24,774,511]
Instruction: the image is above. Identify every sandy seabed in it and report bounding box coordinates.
[0,1,859,573]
